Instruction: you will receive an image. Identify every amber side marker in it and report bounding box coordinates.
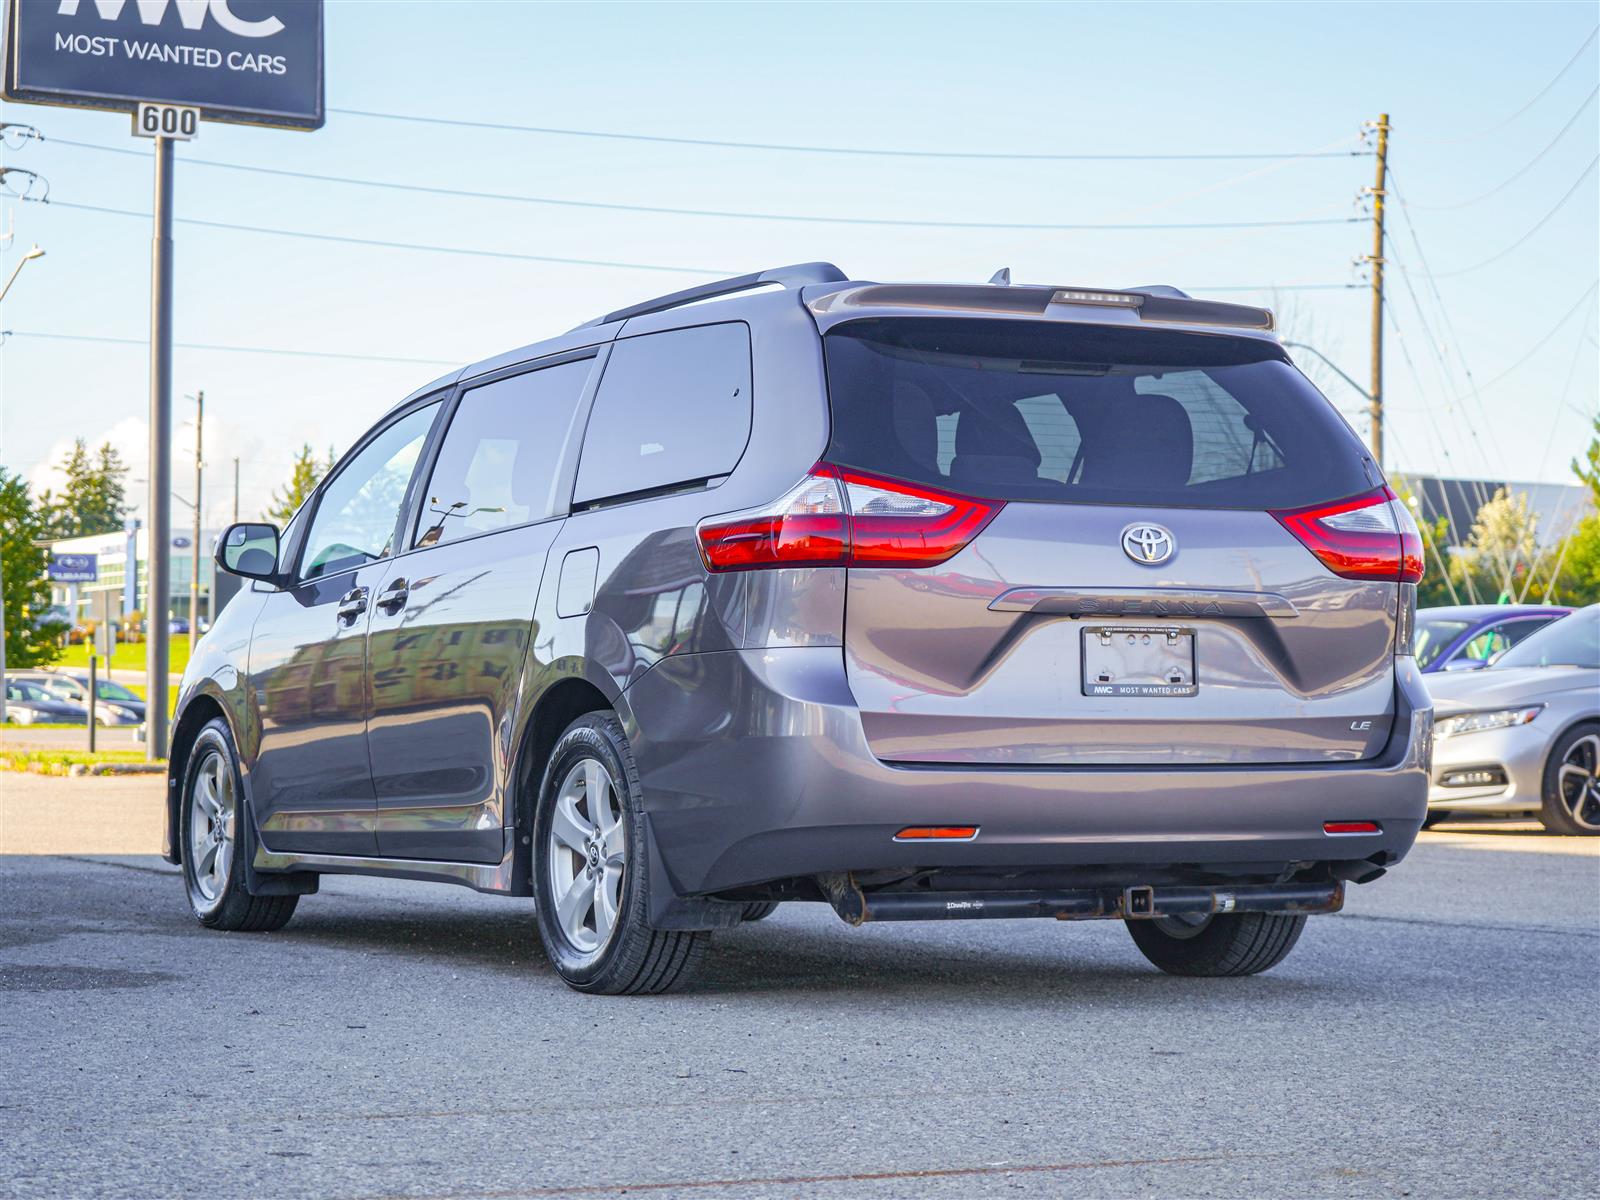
[1323,820,1382,835]
[894,825,979,841]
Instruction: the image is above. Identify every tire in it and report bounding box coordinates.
[1422,809,1452,829]
[532,712,707,995]
[1538,722,1600,836]
[740,902,779,923]
[181,719,298,932]
[1126,911,1306,977]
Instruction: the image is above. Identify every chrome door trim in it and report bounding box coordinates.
[988,587,1300,620]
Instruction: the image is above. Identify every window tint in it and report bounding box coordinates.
[574,323,752,505]
[299,403,438,581]
[825,318,1374,509]
[415,359,592,549]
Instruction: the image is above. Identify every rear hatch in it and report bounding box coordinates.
[821,316,1419,766]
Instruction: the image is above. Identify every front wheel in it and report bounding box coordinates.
[1126,911,1306,977]
[181,719,298,932]
[532,713,707,995]
[1539,723,1600,836]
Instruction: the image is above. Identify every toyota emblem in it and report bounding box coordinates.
[1121,523,1175,565]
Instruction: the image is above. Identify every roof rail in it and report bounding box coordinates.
[574,262,849,330]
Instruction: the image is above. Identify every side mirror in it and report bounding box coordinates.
[216,522,283,583]
[1441,656,1489,672]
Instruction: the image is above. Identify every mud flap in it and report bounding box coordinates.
[642,813,744,931]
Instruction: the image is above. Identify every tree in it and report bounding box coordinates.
[1573,414,1600,508]
[266,443,326,525]
[0,466,67,668]
[1467,487,1539,603]
[37,438,129,539]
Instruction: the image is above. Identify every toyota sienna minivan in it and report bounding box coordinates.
[168,264,1432,993]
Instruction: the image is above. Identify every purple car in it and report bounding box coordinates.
[1414,604,1572,674]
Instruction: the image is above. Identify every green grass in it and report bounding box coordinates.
[0,749,163,776]
[55,639,193,678]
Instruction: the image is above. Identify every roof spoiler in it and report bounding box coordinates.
[573,262,849,330]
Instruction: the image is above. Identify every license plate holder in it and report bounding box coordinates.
[1082,626,1197,697]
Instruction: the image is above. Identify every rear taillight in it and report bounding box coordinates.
[696,466,1001,572]
[1270,486,1424,584]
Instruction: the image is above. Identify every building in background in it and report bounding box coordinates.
[44,526,229,631]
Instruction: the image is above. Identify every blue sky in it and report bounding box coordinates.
[2,0,1596,528]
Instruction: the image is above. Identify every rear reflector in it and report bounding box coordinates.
[1271,486,1424,584]
[1323,821,1381,835]
[697,466,1001,572]
[894,826,979,841]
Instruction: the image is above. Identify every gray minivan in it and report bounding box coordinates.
[167,264,1432,993]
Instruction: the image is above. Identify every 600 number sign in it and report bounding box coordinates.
[133,104,200,141]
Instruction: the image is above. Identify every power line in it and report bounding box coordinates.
[1431,155,1598,277]
[31,198,1361,292]
[1411,26,1598,145]
[1406,84,1598,211]
[42,200,734,275]
[1,329,460,366]
[40,137,1362,232]
[327,107,1373,162]
[1472,278,1600,390]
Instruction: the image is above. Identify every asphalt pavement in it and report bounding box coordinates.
[1,775,1596,1199]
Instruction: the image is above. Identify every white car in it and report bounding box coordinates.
[1425,605,1600,834]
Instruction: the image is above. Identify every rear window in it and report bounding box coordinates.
[823,318,1375,509]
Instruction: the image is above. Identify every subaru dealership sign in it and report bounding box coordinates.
[48,552,98,583]
[3,0,323,129]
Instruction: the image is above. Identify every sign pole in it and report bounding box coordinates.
[146,134,174,761]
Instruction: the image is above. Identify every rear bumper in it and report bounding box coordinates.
[623,648,1433,898]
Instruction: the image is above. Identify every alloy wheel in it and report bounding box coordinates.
[545,757,627,956]
[1557,734,1600,831]
[188,750,236,904]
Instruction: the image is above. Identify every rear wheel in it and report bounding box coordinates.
[533,713,707,994]
[181,719,298,932]
[1539,723,1600,836]
[1126,911,1306,977]
[740,902,779,922]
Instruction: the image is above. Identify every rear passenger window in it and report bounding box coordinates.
[574,323,752,506]
[415,358,593,549]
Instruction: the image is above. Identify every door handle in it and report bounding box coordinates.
[336,586,368,621]
[375,579,409,614]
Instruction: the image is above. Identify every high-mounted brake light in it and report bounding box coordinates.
[1052,289,1144,308]
[1270,486,1424,584]
[696,466,1001,572]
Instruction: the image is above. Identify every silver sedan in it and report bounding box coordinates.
[1425,605,1599,834]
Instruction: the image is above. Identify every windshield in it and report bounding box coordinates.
[1493,608,1598,670]
[96,681,140,701]
[1414,618,1469,669]
[824,318,1376,508]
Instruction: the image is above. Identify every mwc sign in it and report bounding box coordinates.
[3,0,323,128]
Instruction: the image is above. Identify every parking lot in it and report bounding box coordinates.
[2,772,1596,1199]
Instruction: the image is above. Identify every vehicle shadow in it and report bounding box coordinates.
[280,901,1330,1006]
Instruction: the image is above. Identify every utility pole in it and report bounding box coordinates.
[146,135,174,761]
[1366,113,1390,469]
[232,456,240,523]
[190,390,203,656]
